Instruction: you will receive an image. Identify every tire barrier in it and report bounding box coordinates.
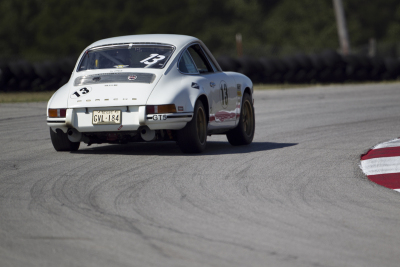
[1,52,400,92]
[216,50,400,84]
[0,57,76,92]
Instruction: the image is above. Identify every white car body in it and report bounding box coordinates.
[47,34,254,152]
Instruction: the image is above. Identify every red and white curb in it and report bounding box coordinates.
[360,138,400,193]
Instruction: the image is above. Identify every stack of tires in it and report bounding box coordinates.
[216,50,400,84]
[0,58,76,92]
[1,52,399,92]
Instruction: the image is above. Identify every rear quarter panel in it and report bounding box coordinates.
[146,66,206,113]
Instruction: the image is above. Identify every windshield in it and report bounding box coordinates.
[77,44,175,71]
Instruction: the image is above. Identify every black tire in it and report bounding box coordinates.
[177,101,207,153]
[226,93,255,146]
[50,128,80,151]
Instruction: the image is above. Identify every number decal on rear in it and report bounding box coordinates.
[80,87,89,94]
[71,87,91,98]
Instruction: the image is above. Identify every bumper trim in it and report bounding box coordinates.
[146,114,193,119]
[47,120,66,123]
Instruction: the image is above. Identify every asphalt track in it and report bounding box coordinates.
[1,83,400,267]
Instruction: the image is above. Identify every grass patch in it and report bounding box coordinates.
[254,84,318,90]
[0,91,56,103]
[254,80,400,90]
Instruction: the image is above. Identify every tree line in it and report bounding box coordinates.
[0,0,399,61]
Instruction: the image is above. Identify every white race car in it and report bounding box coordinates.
[47,34,255,153]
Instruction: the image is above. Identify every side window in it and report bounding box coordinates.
[179,50,198,74]
[206,55,218,72]
[201,47,219,72]
[187,45,214,74]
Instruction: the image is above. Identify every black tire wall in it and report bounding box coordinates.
[1,52,400,92]
[0,57,76,92]
[216,51,400,85]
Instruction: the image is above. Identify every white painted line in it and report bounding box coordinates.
[373,138,400,149]
[360,156,400,176]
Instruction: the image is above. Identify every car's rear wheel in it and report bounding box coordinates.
[50,128,80,151]
[177,100,207,153]
[226,92,255,146]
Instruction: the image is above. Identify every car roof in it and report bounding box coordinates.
[81,34,222,72]
[87,34,199,49]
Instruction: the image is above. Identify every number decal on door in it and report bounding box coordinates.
[220,81,228,109]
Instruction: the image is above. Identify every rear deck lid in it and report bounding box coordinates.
[67,71,162,108]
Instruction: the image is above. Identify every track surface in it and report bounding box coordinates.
[1,84,400,267]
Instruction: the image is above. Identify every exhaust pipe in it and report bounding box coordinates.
[67,128,82,142]
[140,127,156,141]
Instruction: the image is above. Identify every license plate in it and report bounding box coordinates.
[92,110,121,125]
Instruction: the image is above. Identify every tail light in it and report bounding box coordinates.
[48,108,66,118]
[146,104,176,114]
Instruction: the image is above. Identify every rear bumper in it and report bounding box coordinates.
[47,106,193,132]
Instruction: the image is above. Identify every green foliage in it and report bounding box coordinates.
[344,0,400,44]
[0,0,399,60]
[261,0,337,54]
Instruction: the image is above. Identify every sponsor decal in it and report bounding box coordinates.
[210,82,216,88]
[237,84,242,96]
[92,77,101,82]
[215,110,235,122]
[178,106,184,111]
[118,125,123,130]
[128,75,137,81]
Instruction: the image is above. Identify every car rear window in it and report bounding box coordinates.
[78,44,175,71]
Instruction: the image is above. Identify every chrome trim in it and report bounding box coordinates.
[146,114,193,119]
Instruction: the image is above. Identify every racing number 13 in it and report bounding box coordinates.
[73,87,89,98]
[220,83,228,108]
[140,54,166,65]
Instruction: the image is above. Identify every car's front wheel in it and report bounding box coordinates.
[226,92,255,146]
[177,100,207,153]
[50,128,80,151]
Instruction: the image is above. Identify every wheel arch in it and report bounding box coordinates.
[197,94,209,124]
[243,86,252,98]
